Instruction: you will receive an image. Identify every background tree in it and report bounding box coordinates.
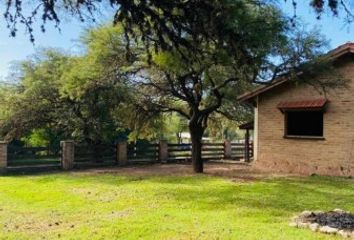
[60,26,133,145]
[0,49,71,144]
[206,116,246,141]
[0,26,180,148]
[0,29,134,147]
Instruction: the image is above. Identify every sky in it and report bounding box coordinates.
[0,1,353,79]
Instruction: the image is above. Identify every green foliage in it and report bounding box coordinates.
[21,129,51,147]
[0,25,176,145]
[206,116,245,141]
[0,49,70,141]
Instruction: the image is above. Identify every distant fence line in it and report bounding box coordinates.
[0,140,253,171]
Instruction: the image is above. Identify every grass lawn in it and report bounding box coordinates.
[0,165,353,239]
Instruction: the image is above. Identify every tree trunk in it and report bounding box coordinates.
[189,124,204,173]
[176,132,182,144]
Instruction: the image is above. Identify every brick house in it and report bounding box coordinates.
[239,42,354,177]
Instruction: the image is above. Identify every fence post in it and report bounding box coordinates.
[244,129,250,162]
[224,140,232,159]
[61,141,75,170]
[117,142,127,165]
[0,142,8,172]
[159,140,168,163]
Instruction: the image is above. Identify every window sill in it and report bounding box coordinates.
[284,135,325,140]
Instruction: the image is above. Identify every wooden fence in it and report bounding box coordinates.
[7,146,61,167]
[127,142,159,163]
[2,140,253,170]
[74,144,117,167]
[168,143,192,162]
[231,143,244,158]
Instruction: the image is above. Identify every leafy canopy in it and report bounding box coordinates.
[3,0,354,45]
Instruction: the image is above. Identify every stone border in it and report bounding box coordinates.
[290,209,354,238]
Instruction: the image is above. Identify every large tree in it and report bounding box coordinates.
[0,44,131,146]
[122,3,339,173]
[0,26,177,146]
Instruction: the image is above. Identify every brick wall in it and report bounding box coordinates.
[252,58,354,177]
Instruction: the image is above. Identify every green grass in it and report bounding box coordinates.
[0,171,353,239]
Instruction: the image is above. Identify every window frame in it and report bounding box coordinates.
[283,109,325,140]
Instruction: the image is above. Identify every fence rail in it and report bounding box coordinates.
[7,146,61,167]
[168,143,192,162]
[128,143,158,163]
[74,144,116,167]
[167,142,249,162]
[202,143,224,161]
[231,143,244,159]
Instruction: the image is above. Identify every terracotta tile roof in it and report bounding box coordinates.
[238,42,354,102]
[277,98,327,110]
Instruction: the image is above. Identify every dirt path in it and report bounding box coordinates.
[73,162,295,182]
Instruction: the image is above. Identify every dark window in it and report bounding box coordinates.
[286,111,323,137]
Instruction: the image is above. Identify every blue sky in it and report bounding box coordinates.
[281,1,354,45]
[0,1,353,79]
[0,19,87,79]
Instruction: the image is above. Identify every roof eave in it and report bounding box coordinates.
[237,78,288,102]
[238,43,354,103]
